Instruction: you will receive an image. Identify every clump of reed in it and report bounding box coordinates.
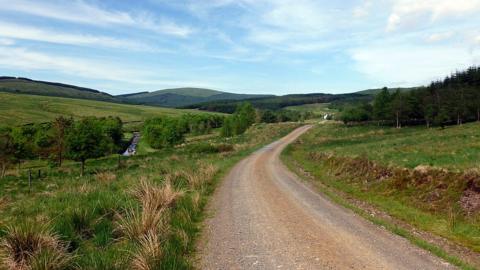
[116,178,184,269]
[0,223,74,270]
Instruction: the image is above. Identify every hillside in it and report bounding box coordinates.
[0,92,214,127]
[118,87,272,107]
[0,76,118,102]
[185,93,369,113]
[355,87,418,96]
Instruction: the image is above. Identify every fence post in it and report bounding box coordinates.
[28,169,32,192]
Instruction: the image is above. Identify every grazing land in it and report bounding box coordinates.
[285,103,337,117]
[0,92,213,127]
[0,77,117,102]
[0,122,299,269]
[283,122,480,268]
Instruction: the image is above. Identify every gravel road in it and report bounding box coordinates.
[198,125,456,269]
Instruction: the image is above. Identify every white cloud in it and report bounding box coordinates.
[0,38,14,46]
[387,0,480,32]
[0,0,193,37]
[351,44,480,86]
[426,31,454,42]
[0,46,219,92]
[353,0,373,18]
[0,21,156,51]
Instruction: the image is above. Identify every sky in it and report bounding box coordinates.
[0,0,479,95]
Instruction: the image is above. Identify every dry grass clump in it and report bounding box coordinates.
[131,179,184,211]
[131,232,163,270]
[117,178,185,269]
[0,196,8,211]
[0,223,73,270]
[95,171,117,183]
[190,191,201,212]
[182,163,218,189]
[116,206,169,241]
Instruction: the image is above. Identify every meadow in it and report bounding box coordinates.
[283,122,480,261]
[0,122,299,269]
[285,103,336,117]
[0,92,213,127]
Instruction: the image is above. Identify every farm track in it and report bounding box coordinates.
[198,125,455,269]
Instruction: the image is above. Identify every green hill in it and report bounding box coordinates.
[118,87,272,107]
[355,87,418,96]
[0,92,214,127]
[185,93,369,113]
[0,77,118,102]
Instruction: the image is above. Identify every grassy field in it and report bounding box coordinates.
[285,103,336,117]
[0,92,214,127]
[0,123,299,269]
[0,78,117,102]
[297,122,480,171]
[283,122,480,261]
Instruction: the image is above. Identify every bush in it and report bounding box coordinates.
[143,117,186,149]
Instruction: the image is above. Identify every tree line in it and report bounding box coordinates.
[182,93,365,113]
[341,66,480,128]
[0,116,123,177]
[144,102,311,147]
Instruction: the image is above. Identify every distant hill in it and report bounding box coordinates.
[0,76,118,102]
[355,87,418,96]
[0,91,217,127]
[118,87,272,107]
[184,93,368,113]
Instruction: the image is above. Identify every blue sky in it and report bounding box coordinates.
[0,0,479,95]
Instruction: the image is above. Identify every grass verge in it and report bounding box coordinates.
[282,123,480,270]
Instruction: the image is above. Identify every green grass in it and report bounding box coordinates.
[300,122,480,171]
[0,92,217,127]
[283,122,480,268]
[285,103,337,119]
[0,122,299,269]
[0,78,117,102]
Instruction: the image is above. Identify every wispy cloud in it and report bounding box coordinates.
[387,0,480,32]
[351,44,480,86]
[0,0,193,37]
[0,21,157,51]
[0,45,220,93]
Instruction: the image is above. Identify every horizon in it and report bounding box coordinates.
[0,0,479,95]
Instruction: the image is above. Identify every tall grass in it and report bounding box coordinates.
[0,122,300,269]
[0,223,74,270]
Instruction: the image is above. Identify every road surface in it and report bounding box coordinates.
[199,125,455,270]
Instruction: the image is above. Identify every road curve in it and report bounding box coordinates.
[199,125,455,270]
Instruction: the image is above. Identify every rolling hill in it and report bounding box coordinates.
[117,87,272,107]
[184,93,369,113]
[0,76,118,102]
[354,87,418,95]
[0,92,216,127]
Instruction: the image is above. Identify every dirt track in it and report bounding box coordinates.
[199,125,455,269]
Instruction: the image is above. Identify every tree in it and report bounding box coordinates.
[0,128,14,178]
[390,90,407,128]
[10,126,35,171]
[65,118,114,176]
[220,117,235,137]
[260,110,277,123]
[101,116,123,150]
[340,103,372,124]
[372,87,391,122]
[143,117,186,149]
[52,116,73,166]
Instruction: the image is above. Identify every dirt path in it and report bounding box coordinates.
[198,125,455,269]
